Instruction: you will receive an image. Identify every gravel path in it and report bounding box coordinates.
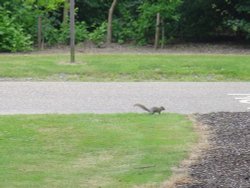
[179,112,250,188]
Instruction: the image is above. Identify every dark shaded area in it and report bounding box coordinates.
[177,0,250,42]
[179,112,250,188]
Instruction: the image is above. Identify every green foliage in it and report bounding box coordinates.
[0,0,249,51]
[4,2,37,40]
[40,13,60,46]
[226,19,250,38]
[40,15,89,46]
[223,0,250,39]
[178,0,221,40]
[57,21,89,45]
[135,0,183,44]
[89,22,107,47]
[112,1,143,44]
[25,0,64,10]
[0,6,32,52]
[179,0,250,41]
[112,19,137,44]
[76,0,110,27]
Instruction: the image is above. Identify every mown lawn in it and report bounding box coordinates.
[0,113,197,187]
[0,54,249,81]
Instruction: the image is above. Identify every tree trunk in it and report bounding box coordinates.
[37,16,42,50]
[154,13,160,50]
[63,0,69,24]
[70,0,75,63]
[107,0,118,46]
[161,18,165,49]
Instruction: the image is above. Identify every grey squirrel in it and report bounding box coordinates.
[134,104,165,114]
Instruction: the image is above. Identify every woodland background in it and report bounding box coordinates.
[0,0,249,52]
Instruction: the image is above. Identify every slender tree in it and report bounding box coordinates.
[154,12,160,49]
[63,0,69,24]
[161,18,165,49]
[107,0,118,46]
[37,15,42,49]
[70,0,75,63]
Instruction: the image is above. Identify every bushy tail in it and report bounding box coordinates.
[134,104,150,112]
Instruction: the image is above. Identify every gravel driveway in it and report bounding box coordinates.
[179,112,250,188]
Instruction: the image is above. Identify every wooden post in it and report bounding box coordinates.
[37,16,42,50]
[154,13,160,50]
[70,0,75,63]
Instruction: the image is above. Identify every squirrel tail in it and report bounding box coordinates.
[134,104,150,112]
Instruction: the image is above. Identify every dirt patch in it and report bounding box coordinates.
[18,42,250,55]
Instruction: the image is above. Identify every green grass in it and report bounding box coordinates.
[0,54,249,81]
[0,113,197,187]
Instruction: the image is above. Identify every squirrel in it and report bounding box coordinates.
[134,104,165,114]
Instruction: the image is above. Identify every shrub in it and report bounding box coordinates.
[58,21,89,45]
[0,7,32,52]
[112,19,138,44]
[89,22,107,47]
[42,16,60,46]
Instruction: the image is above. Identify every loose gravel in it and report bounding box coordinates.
[179,112,250,188]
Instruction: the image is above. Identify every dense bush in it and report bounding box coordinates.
[112,19,137,44]
[57,21,89,45]
[89,22,107,47]
[0,7,32,52]
[178,0,250,41]
[224,0,250,39]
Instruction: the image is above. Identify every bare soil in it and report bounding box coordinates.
[26,42,250,54]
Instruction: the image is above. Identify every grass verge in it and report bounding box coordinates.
[0,54,249,81]
[0,113,197,187]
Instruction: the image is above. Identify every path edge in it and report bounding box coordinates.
[161,114,213,188]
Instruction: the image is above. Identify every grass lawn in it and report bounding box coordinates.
[0,113,197,187]
[0,54,249,81]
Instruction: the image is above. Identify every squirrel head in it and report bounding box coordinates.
[160,106,165,110]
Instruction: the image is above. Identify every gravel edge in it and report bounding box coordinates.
[174,112,250,188]
[161,115,212,188]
